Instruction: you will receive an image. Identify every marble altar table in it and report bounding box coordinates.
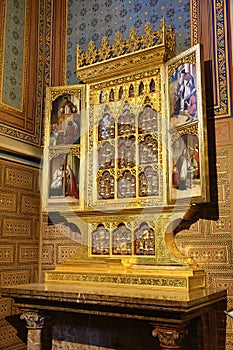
[0,283,227,350]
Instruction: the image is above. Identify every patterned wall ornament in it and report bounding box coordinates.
[211,0,232,117]
[0,0,52,146]
[67,0,192,84]
[1,0,25,110]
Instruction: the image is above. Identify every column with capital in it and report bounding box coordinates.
[20,310,45,350]
[152,325,186,350]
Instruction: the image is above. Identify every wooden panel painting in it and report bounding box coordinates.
[42,85,86,212]
[166,44,209,204]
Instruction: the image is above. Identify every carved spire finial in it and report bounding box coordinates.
[77,18,175,69]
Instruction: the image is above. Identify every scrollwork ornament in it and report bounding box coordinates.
[20,310,45,329]
[168,52,196,79]
[69,147,80,157]
[49,148,65,160]
[152,325,186,348]
[50,89,81,102]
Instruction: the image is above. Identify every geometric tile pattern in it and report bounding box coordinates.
[56,246,80,265]
[2,218,31,237]
[0,245,14,264]
[4,167,34,190]
[188,245,229,264]
[0,158,40,287]
[1,271,31,287]
[41,217,80,279]
[175,119,233,350]
[215,121,232,144]
[18,245,39,264]
[0,192,17,212]
[0,317,26,350]
[0,298,13,318]
[20,195,40,215]
[0,158,40,349]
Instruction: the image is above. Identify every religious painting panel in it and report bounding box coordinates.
[166,44,209,204]
[42,85,86,212]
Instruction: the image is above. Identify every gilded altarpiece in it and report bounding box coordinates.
[44,22,209,292]
[88,69,164,210]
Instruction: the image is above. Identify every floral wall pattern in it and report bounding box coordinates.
[1,0,25,110]
[67,0,191,84]
[0,0,52,146]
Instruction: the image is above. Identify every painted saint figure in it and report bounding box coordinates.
[186,88,197,121]
[61,96,77,114]
[50,164,64,196]
[180,69,195,113]
[176,148,191,190]
[66,165,79,198]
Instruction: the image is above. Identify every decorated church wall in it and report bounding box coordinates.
[42,1,233,349]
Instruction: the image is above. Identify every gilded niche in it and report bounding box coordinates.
[88,72,164,210]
